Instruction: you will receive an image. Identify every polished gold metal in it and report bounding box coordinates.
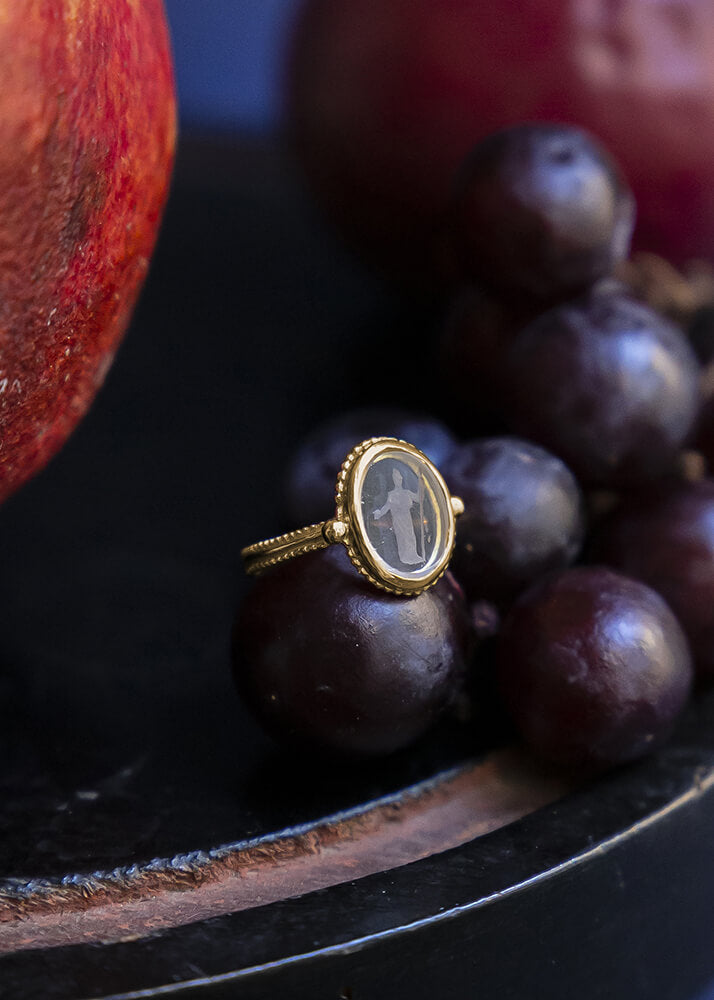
[242,437,463,597]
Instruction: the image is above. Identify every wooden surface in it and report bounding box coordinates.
[0,136,713,999]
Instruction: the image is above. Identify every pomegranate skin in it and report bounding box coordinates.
[0,0,176,502]
[287,0,714,282]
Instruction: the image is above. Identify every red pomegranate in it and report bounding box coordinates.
[0,0,176,502]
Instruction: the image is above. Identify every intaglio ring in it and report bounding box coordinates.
[242,437,464,597]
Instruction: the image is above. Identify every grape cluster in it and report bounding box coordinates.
[235,123,712,768]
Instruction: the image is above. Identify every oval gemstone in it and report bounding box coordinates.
[355,445,453,585]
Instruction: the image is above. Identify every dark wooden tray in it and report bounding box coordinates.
[0,136,713,1000]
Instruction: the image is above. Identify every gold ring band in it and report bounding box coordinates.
[242,520,339,575]
[242,437,463,597]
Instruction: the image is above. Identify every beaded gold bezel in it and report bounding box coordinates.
[334,437,458,596]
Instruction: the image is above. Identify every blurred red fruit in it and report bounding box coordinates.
[287,0,714,283]
[0,0,176,502]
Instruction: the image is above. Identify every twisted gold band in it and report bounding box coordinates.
[241,520,348,575]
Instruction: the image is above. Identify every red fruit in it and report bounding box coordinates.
[288,0,714,281]
[0,0,176,503]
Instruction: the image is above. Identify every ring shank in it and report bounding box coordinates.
[241,522,331,575]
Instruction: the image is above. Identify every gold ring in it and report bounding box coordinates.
[242,437,464,597]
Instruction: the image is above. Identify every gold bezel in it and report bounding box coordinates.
[334,437,456,596]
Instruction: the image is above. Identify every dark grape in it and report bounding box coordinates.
[233,546,470,757]
[688,304,714,366]
[284,406,457,526]
[590,480,714,678]
[443,437,584,606]
[501,285,701,486]
[693,386,714,474]
[438,286,535,429]
[469,600,501,641]
[497,567,692,767]
[451,123,634,302]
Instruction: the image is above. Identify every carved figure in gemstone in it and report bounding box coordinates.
[373,468,425,565]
